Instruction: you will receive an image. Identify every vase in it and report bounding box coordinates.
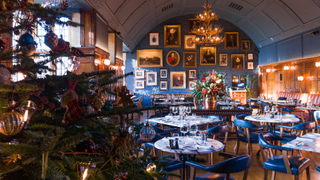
[203,95,217,109]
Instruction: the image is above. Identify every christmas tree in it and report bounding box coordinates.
[0,1,172,179]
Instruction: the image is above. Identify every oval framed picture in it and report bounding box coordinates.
[166,50,180,67]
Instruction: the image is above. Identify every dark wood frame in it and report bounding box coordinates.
[188,69,197,79]
[219,53,228,66]
[159,68,168,79]
[248,53,253,60]
[183,51,197,68]
[224,32,239,49]
[134,80,145,89]
[188,19,201,33]
[241,40,250,51]
[134,69,145,79]
[146,71,158,86]
[247,62,254,70]
[159,80,168,91]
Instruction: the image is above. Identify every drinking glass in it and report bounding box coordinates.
[180,121,189,139]
[186,106,191,115]
[271,105,277,114]
[189,122,198,139]
[172,132,180,138]
[172,106,178,116]
[264,105,270,115]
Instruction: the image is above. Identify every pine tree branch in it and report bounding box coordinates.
[0,143,39,155]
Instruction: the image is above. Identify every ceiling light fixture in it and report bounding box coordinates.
[191,0,224,46]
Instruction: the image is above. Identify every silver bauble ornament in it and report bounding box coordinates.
[139,121,156,142]
[0,67,11,84]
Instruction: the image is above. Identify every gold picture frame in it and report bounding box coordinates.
[183,51,197,68]
[137,49,163,68]
[200,46,216,65]
[184,35,196,50]
[225,32,239,49]
[188,19,201,33]
[231,54,245,70]
[164,25,181,48]
[170,71,186,89]
[241,40,250,51]
[166,50,180,67]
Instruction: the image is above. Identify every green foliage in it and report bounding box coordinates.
[244,76,257,99]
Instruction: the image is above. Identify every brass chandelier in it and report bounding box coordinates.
[191,1,224,46]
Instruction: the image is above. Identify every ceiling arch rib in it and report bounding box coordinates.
[85,0,320,51]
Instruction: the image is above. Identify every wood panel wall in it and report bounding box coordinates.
[259,56,320,98]
[80,9,95,47]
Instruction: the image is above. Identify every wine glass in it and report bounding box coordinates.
[271,105,277,116]
[189,122,198,140]
[180,121,189,139]
[264,105,270,115]
[172,106,178,116]
[186,106,191,115]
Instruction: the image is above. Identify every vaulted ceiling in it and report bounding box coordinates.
[85,0,320,51]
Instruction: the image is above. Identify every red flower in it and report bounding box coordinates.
[202,88,207,94]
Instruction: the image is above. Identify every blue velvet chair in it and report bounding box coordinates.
[162,158,183,180]
[277,122,316,138]
[282,107,305,122]
[314,111,320,133]
[148,114,165,126]
[233,119,268,155]
[278,97,287,100]
[258,133,311,180]
[204,115,221,120]
[151,125,178,137]
[186,153,251,180]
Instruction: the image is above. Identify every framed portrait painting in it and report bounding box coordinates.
[219,54,228,66]
[159,80,168,91]
[248,53,253,60]
[200,46,216,65]
[170,71,186,89]
[225,32,239,49]
[188,80,197,91]
[184,35,196,50]
[166,50,180,67]
[134,80,145,89]
[149,32,159,46]
[188,69,197,79]
[146,71,158,86]
[231,54,245,70]
[164,25,181,48]
[134,70,145,79]
[188,19,201,33]
[241,40,250,51]
[183,51,197,68]
[247,62,254,70]
[137,49,163,68]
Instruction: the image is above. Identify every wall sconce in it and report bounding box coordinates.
[121,65,125,71]
[297,76,304,81]
[266,69,271,73]
[272,69,276,72]
[94,59,101,66]
[290,66,295,70]
[316,61,320,67]
[283,66,289,70]
[104,59,110,66]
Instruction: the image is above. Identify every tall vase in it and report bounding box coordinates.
[203,95,217,109]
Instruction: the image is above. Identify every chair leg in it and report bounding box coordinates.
[207,153,214,165]
[294,175,299,180]
[189,167,195,180]
[271,171,276,180]
[264,169,268,180]
[243,169,249,180]
[306,166,310,180]
[234,140,240,155]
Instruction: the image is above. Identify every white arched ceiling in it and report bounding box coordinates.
[85,0,320,51]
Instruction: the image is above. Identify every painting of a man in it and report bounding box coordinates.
[164,25,181,47]
[225,32,239,48]
[171,71,186,89]
[231,54,244,69]
[166,50,180,67]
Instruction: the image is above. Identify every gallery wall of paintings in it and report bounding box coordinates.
[125,14,259,106]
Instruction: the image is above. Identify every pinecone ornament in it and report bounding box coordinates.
[44,31,58,49]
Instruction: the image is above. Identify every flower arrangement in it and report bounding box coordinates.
[192,70,229,100]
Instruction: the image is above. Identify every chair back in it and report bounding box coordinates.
[282,107,294,112]
[206,125,229,134]
[293,99,301,103]
[314,111,320,128]
[235,113,250,120]
[278,97,287,100]
[282,113,298,118]
[206,155,251,174]
[234,119,259,128]
[204,115,221,120]
[290,122,315,130]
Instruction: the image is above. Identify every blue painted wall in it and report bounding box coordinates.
[259,30,320,65]
[125,14,259,106]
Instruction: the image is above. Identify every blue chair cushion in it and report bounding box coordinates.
[318,124,320,129]
[263,155,310,175]
[238,136,259,143]
[145,142,154,149]
[195,173,236,180]
[163,159,183,172]
[251,105,259,108]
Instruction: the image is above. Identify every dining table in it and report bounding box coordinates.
[244,115,300,133]
[154,137,225,180]
[295,106,320,122]
[148,115,221,129]
[282,133,320,172]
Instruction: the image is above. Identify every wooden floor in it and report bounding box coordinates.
[135,110,320,180]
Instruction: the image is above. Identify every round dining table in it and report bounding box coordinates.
[154,137,225,180]
[244,115,300,133]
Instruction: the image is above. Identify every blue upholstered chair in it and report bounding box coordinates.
[162,158,183,180]
[277,122,316,138]
[282,107,305,122]
[278,97,287,100]
[259,133,311,180]
[314,111,320,133]
[233,119,268,155]
[151,125,178,137]
[136,135,163,157]
[186,153,251,180]
[204,115,221,120]
[148,114,165,126]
